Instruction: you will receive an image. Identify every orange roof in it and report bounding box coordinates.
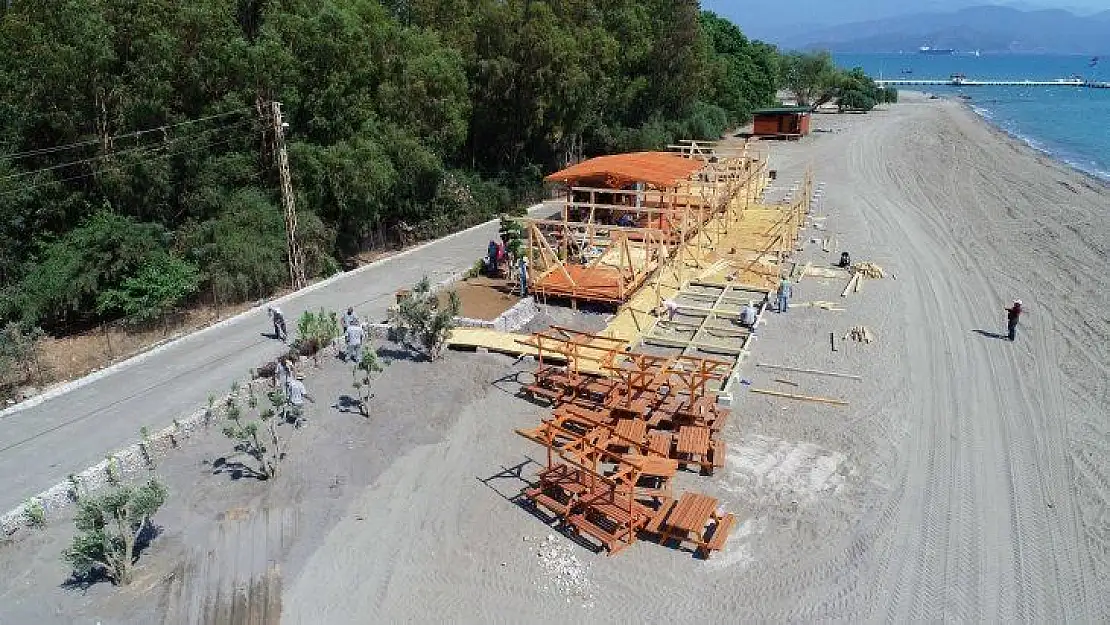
[544,152,704,189]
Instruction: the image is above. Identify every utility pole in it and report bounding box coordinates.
[272,101,306,290]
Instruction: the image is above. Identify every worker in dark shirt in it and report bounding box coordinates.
[1004,299,1022,341]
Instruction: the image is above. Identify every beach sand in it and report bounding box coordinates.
[283,94,1109,623]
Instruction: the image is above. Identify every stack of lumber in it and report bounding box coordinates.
[850,262,886,279]
[805,266,847,279]
[844,325,875,343]
[798,300,844,311]
[841,273,863,297]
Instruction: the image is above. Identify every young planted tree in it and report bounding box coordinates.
[220,385,286,480]
[62,477,168,586]
[351,349,384,417]
[389,276,461,360]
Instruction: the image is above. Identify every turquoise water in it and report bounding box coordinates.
[836,53,1110,181]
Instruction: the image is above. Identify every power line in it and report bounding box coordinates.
[0,108,253,164]
[0,118,256,184]
[0,135,250,199]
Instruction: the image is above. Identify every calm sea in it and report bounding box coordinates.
[836,53,1110,181]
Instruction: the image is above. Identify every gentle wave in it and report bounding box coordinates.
[968,102,1110,182]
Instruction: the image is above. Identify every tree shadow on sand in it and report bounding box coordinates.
[209,456,270,481]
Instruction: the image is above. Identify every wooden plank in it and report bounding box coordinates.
[756,362,862,380]
[750,388,849,406]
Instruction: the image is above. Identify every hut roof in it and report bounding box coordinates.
[752,106,812,115]
[544,152,704,189]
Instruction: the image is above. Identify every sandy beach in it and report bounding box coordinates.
[1,93,1106,623]
[284,94,1110,622]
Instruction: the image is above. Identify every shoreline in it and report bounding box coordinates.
[901,88,1110,188]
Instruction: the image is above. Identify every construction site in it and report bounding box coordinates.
[441,139,818,558]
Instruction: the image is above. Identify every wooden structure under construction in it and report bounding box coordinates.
[514,328,738,557]
[526,145,767,306]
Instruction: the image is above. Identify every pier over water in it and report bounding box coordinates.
[876,77,1110,89]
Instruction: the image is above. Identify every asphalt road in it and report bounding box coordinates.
[0,215,525,513]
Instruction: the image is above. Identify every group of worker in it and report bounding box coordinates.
[487,239,529,296]
[263,304,373,425]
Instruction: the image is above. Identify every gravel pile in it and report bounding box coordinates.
[531,534,594,608]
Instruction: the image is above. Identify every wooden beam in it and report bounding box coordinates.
[755,362,862,381]
[750,388,848,407]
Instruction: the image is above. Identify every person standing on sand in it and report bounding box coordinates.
[518,255,529,296]
[739,301,758,329]
[777,277,792,313]
[345,318,365,362]
[287,374,314,427]
[1005,299,1023,341]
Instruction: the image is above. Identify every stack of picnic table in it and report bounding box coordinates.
[515,336,738,558]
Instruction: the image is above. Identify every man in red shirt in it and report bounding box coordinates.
[1005,300,1022,341]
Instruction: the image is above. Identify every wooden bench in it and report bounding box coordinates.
[699,513,737,557]
[524,487,572,519]
[710,440,727,470]
[643,498,677,535]
[522,383,565,403]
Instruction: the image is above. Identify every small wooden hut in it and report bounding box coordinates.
[751,106,812,139]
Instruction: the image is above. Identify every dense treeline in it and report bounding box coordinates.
[0,0,790,331]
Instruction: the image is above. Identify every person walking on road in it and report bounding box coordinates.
[345,318,365,363]
[287,374,314,427]
[1005,299,1023,341]
[777,277,793,313]
[268,306,287,341]
[342,306,359,330]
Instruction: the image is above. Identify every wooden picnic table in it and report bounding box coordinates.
[659,492,717,546]
[676,425,715,475]
[653,492,736,558]
[611,418,648,450]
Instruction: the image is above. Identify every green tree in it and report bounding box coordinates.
[781,51,840,108]
[96,254,201,326]
[838,90,876,113]
[63,476,168,586]
[389,276,460,360]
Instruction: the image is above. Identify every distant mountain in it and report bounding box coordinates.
[776,6,1110,54]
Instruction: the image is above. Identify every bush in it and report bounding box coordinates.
[838,90,876,112]
[95,253,201,326]
[294,308,340,361]
[389,276,460,360]
[12,210,170,327]
[63,477,168,586]
[0,321,45,387]
[22,497,46,529]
